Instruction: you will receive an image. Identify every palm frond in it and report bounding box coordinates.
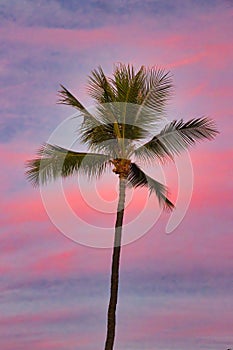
[110,66,173,132]
[81,121,147,158]
[58,84,85,110]
[134,117,219,163]
[80,122,120,157]
[93,102,150,133]
[58,84,96,122]
[87,66,116,103]
[84,65,172,136]
[81,122,147,144]
[25,144,110,186]
[141,67,173,113]
[111,64,146,103]
[127,163,174,211]
[125,67,173,132]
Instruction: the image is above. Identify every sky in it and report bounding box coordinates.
[0,0,233,349]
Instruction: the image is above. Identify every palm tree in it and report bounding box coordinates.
[25,64,218,350]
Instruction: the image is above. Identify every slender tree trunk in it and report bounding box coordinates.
[104,178,126,350]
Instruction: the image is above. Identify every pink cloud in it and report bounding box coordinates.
[0,307,87,326]
[0,337,89,350]
[2,192,46,225]
[33,248,78,274]
[0,308,93,350]
[28,238,112,278]
[166,51,208,69]
[117,295,233,345]
[0,263,11,273]
[1,5,231,72]
[0,144,28,165]
[0,25,114,50]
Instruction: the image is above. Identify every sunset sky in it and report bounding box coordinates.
[0,0,232,349]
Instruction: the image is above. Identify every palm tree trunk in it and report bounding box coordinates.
[104,178,126,350]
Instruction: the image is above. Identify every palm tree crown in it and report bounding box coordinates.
[25,64,218,211]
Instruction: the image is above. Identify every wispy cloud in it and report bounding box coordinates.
[0,1,232,349]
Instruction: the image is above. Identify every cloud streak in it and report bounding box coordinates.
[0,0,232,349]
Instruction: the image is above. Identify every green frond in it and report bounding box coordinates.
[127,163,174,211]
[81,122,147,144]
[58,84,97,123]
[82,65,173,137]
[87,66,116,103]
[80,120,148,157]
[131,67,173,131]
[79,102,156,156]
[80,122,119,156]
[111,65,172,131]
[58,84,85,110]
[111,64,146,103]
[139,67,173,112]
[25,144,110,186]
[134,117,219,164]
